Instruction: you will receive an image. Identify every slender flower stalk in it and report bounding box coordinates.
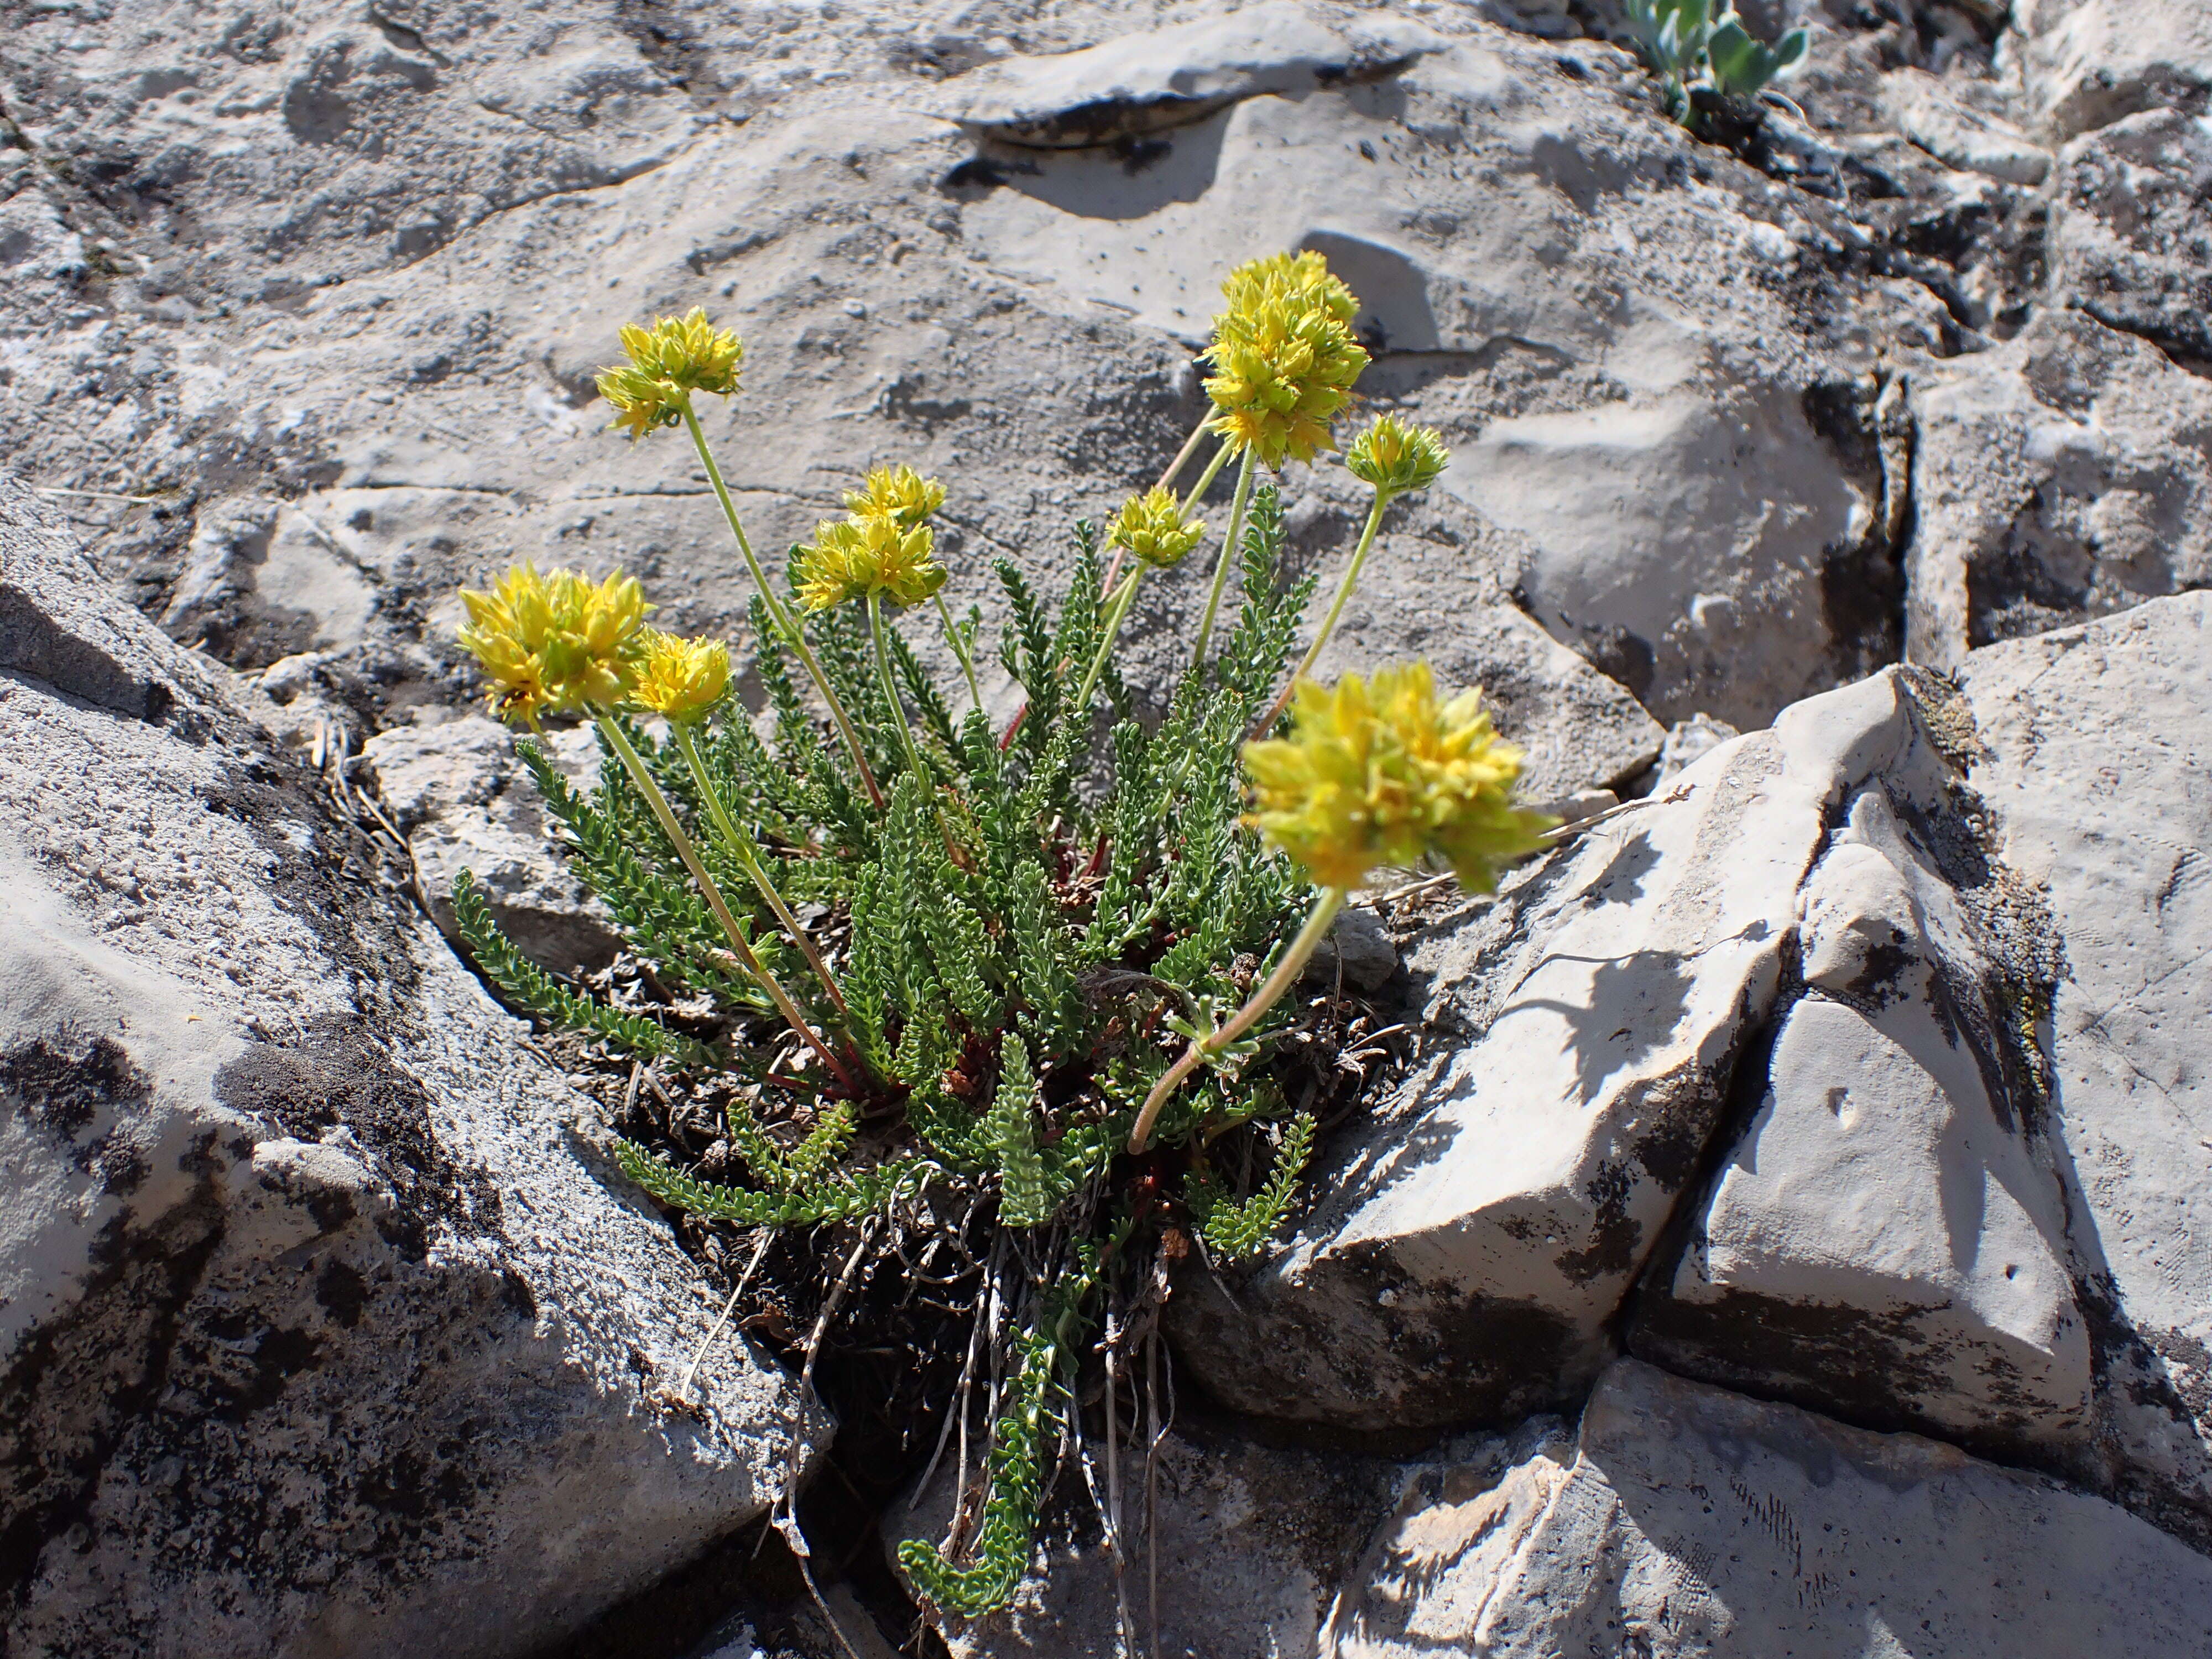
[1129,885,1344,1154]
[1156,419,1212,494]
[1180,440,1235,518]
[1131,662,1551,1148]
[1256,418,1452,734]
[674,396,884,808]
[1190,446,1258,670]
[597,717,859,1093]
[935,592,985,712]
[1251,491,1387,734]
[668,723,851,1024]
[1072,567,1142,714]
[867,593,933,786]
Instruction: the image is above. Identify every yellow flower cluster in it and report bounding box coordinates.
[629,629,732,724]
[1241,662,1552,891]
[794,511,948,613]
[596,307,745,440]
[1108,487,1207,570]
[457,564,651,727]
[1346,415,1450,498]
[844,464,946,529]
[1203,251,1371,469]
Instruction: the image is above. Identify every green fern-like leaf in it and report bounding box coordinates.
[898,1243,1100,1615]
[1191,1111,1315,1261]
[989,1037,1050,1227]
[451,869,713,1066]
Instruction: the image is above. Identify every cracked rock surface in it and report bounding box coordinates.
[0,478,816,1658]
[7,0,2212,1653]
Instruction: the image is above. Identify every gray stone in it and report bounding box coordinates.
[1169,670,1932,1433]
[1633,781,2093,1459]
[1879,65,2051,186]
[1328,1359,2212,1656]
[1,2,1969,781]
[1654,711,1738,782]
[2050,108,2212,368]
[1960,592,2212,1548]
[362,713,619,974]
[927,3,1444,148]
[0,475,817,1658]
[1905,308,2212,669]
[2010,0,2212,139]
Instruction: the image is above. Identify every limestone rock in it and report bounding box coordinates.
[1905,309,2212,669]
[2050,108,2212,368]
[1,3,1958,779]
[1168,670,1937,1432]
[1879,65,2051,186]
[2010,0,2212,139]
[1632,783,2093,1460]
[1329,1359,2212,1656]
[1959,592,2212,1548]
[0,475,816,1658]
[929,3,1443,148]
[362,713,619,974]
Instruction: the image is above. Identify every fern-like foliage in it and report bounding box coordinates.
[455,486,1344,1620]
[898,1240,1102,1613]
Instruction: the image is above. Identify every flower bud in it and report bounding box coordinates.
[456,564,650,726]
[1108,487,1206,570]
[792,514,948,613]
[843,465,947,529]
[1345,415,1449,498]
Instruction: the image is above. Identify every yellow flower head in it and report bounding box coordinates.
[457,564,651,726]
[791,514,949,613]
[843,465,947,529]
[618,307,744,394]
[1108,486,1207,570]
[594,307,744,440]
[596,365,685,441]
[628,629,731,724]
[1241,662,1553,891]
[1219,251,1358,328]
[1204,251,1371,468]
[1345,415,1450,498]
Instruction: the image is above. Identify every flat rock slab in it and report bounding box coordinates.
[0,476,815,1658]
[1331,1359,2212,1656]
[1959,591,2212,1548]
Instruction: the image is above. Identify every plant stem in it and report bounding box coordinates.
[934,592,985,713]
[670,724,851,1022]
[1190,446,1257,672]
[1072,566,1144,716]
[598,717,859,1093]
[677,393,883,808]
[866,593,932,787]
[1253,486,1394,734]
[1156,418,1212,494]
[1128,885,1346,1153]
[1179,439,1234,519]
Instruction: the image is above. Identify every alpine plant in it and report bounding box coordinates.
[448,253,1550,1622]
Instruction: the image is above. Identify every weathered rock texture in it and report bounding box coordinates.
[1331,1359,2212,1657]
[0,475,813,1657]
[1172,667,1960,1433]
[1958,593,2212,1549]
[1906,309,2212,668]
[2,0,2017,786]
